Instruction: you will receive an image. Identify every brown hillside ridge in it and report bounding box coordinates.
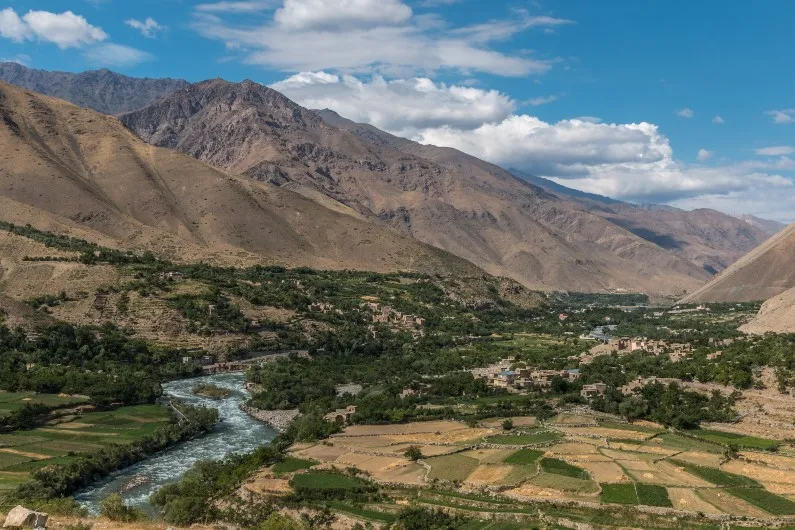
[326,114,775,278]
[121,79,718,295]
[0,80,479,277]
[680,222,795,303]
[739,286,795,334]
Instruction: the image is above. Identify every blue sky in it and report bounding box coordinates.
[1,0,794,220]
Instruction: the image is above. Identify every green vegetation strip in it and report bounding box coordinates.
[686,429,779,451]
[486,431,561,446]
[539,458,589,480]
[600,483,638,505]
[272,457,315,474]
[503,448,544,465]
[635,484,672,507]
[725,487,795,516]
[670,460,759,487]
[291,471,366,490]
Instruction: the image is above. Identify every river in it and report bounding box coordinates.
[75,372,277,515]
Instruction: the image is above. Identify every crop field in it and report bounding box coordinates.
[291,471,367,490]
[688,429,779,451]
[0,404,172,490]
[485,431,561,445]
[0,391,88,417]
[286,414,795,520]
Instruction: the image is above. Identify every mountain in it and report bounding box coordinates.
[680,222,795,303]
[507,169,772,275]
[0,80,480,277]
[740,286,795,334]
[120,80,717,295]
[736,214,786,236]
[0,62,187,114]
[315,109,771,279]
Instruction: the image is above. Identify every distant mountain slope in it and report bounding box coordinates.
[740,286,795,334]
[318,109,771,278]
[120,80,713,295]
[680,222,795,303]
[737,214,786,236]
[0,80,479,277]
[0,62,187,114]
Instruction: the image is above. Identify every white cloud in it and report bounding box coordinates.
[0,9,107,49]
[192,3,560,77]
[712,115,725,124]
[676,107,694,119]
[83,43,153,67]
[767,109,795,124]
[0,8,31,42]
[22,10,107,48]
[756,146,793,156]
[450,12,573,43]
[526,95,558,106]
[697,149,713,162]
[275,0,412,31]
[125,17,165,38]
[273,72,516,135]
[195,1,276,12]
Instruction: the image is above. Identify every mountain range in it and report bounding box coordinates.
[0,63,786,296]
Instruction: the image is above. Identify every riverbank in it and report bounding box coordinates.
[240,404,299,433]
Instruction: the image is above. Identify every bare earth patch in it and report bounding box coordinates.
[668,487,723,514]
[464,465,513,485]
[577,461,629,483]
[696,488,771,518]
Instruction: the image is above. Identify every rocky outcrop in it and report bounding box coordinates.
[3,506,48,529]
[240,404,299,433]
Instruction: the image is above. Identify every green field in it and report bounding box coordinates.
[601,483,638,505]
[539,458,589,480]
[503,448,544,466]
[427,453,479,482]
[291,471,368,490]
[0,404,172,490]
[686,429,779,451]
[636,484,672,507]
[486,431,561,446]
[670,461,759,487]
[0,391,89,417]
[272,457,315,474]
[725,487,795,515]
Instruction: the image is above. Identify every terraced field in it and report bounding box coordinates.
[0,404,172,494]
[287,414,795,519]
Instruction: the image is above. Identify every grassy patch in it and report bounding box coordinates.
[651,433,725,453]
[725,487,795,515]
[670,460,759,487]
[486,431,561,446]
[686,429,779,451]
[503,448,544,466]
[530,473,599,493]
[272,457,315,474]
[636,484,672,507]
[322,501,397,523]
[427,453,479,482]
[601,483,638,505]
[539,458,589,480]
[292,471,366,490]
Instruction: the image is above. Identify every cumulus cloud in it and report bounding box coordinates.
[273,72,516,135]
[676,107,694,118]
[195,1,277,12]
[83,43,154,67]
[192,1,560,76]
[0,8,107,48]
[125,17,165,38]
[271,71,795,214]
[767,109,795,124]
[275,0,412,31]
[756,146,793,156]
[712,115,725,124]
[697,149,713,162]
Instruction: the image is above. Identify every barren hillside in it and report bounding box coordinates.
[121,79,712,295]
[681,222,795,303]
[0,81,479,278]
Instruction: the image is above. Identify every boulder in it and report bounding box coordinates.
[2,506,48,529]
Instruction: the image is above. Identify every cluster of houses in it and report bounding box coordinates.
[477,357,609,401]
[324,405,358,425]
[361,301,426,328]
[588,337,696,363]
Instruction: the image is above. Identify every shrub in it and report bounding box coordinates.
[100,494,144,523]
[404,445,423,461]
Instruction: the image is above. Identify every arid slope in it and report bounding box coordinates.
[121,80,711,295]
[0,81,478,277]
